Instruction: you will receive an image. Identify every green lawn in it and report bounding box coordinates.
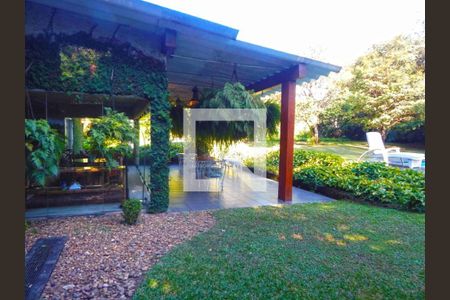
[265,138,425,161]
[297,140,425,161]
[133,202,425,299]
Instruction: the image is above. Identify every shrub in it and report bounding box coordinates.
[263,149,344,174]
[169,142,184,162]
[122,199,142,225]
[296,131,312,141]
[248,149,425,212]
[294,162,425,211]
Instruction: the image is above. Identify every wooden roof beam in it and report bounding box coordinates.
[246,64,307,92]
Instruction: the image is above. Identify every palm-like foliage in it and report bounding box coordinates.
[84,108,136,168]
[25,119,64,186]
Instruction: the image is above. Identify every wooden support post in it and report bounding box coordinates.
[278,80,296,201]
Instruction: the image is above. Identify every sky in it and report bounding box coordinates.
[146,0,424,67]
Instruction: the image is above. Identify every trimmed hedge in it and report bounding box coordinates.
[168,142,183,162]
[253,149,425,212]
[263,149,344,174]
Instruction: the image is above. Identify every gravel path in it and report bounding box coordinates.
[25,211,215,299]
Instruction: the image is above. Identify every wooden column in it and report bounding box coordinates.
[245,64,307,201]
[278,81,296,201]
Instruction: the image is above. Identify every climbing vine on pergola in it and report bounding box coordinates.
[25,32,171,213]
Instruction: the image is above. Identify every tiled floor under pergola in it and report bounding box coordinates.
[131,165,333,212]
[26,165,333,219]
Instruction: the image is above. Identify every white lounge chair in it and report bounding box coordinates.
[358,132,425,170]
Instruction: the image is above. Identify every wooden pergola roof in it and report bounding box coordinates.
[27,0,341,100]
[26,0,341,202]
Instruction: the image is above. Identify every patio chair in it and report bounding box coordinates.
[196,159,226,191]
[224,157,243,175]
[358,132,425,170]
[176,153,197,175]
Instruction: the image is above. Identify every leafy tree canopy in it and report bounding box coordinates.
[326,34,425,140]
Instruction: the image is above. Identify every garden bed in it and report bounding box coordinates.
[247,149,425,211]
[25,211,215,299]
[263,169,406,211]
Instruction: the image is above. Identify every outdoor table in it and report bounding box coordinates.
[387,152,425,170]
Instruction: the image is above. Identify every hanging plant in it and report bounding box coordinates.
[170,82,281,155]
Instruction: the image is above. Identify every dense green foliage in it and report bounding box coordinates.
[320,34,425,141]
[26,32,166,97]
[26,32,171,212]
[139,142,183,162]
[264,99,281,137]
[260,149,344,175]
[121,198,142,225]
[84,108,136,168]
[25,119,64,186]
[134,201,424,299]
[146,86,171,213]
[168,142,184,161]
[250,149,425,211]
[170,83,281,155]
[295,163,425,211]
[386,120,425,144]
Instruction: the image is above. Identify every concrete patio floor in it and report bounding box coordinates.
[26,164,333,219]
[137,164,333,212]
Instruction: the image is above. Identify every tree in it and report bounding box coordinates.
[336,34,425,140]
[295,75,336,144]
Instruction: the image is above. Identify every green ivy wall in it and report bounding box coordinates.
[25,32,171,212]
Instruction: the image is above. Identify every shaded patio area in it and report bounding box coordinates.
[26,164,333,218]
[133,164,333,212]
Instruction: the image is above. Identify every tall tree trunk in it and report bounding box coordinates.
[313,124,320,144]
[308,125,319,145]
[380,128,387,142]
